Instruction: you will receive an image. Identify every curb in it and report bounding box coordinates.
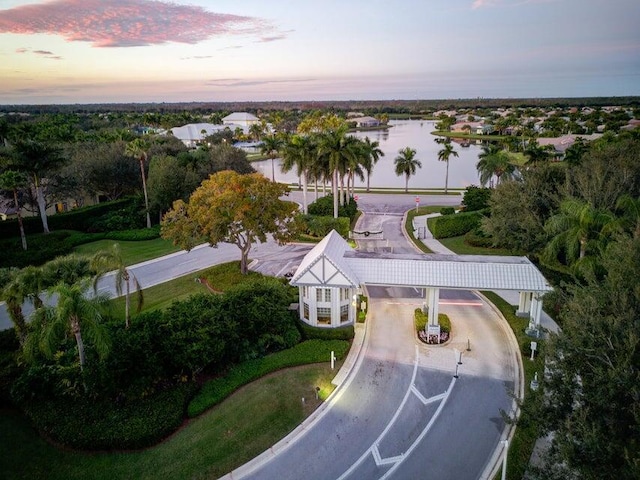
[220,307,371,480]
[476,290,525,480]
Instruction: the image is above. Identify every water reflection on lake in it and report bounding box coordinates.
[251,120,485,189]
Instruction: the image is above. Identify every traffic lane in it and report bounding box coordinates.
[285,192,462,216]
[248,244,314,278]
[242,301,416,480]
[391,375,512,480]
[366,286,480,302]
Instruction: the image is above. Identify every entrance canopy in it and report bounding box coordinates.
[290,230,552,293]
[290,231,552,331]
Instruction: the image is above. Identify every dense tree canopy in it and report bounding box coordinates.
[161,170,299,274]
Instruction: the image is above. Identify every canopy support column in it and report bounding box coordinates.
[517,291,533,317]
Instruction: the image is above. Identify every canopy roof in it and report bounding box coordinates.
[290,231,552,293]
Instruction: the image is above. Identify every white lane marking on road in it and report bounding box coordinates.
[379,377,457,480]
[410,385,446,406]
[336,346,420,480]
[372,444,404,466]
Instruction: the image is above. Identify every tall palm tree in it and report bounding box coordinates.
[91,245,143,329]
[361,136,384,192]
[25,280,111,371]
[437,140,459,194]
[260,134,284,182]
[9,140,66,234]
[476,150,516,188]
[394,147,421,193]
[125,138,152,228]
[282,134,316,214]
[0,169,28,250]
[317,128,359,218]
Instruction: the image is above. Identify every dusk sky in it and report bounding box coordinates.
[0,0,638,104]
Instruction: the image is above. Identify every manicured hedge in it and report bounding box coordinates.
[414,308,451,333]
[307,195,358,220]
[464,227,495,248]
[301,215,350,238]
[430,210,485,239]
[297,320,355,341]
[188,339,350,417]
[0,198,135,239]
[21,382,194,450]
[440,207,455,216]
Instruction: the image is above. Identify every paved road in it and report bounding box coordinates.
[0,239,311,331]
[229,212,519,480]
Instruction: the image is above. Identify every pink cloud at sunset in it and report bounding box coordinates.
[0,0,284,47]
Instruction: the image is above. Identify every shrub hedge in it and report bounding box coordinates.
[430,210,485,239]
[21,382,194,450]
[461,185,491,212]
[0,198,136,239]
[440,207,455,216]
[464,227,495,248]
[307,195,358,221]
[414,308,451,334]
[301,215,350,238]
[188,339,350,417]
[297,321,355,341]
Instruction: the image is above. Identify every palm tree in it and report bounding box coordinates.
[437,140,459,194]
[125,138,152,228]
[394,147,421,193]
[0,170,28,250]
[25,280,111,371]
[476,150,516,188]
[248,123,263,142]
[282,134,316,214]
[2,269,28,345]
[544,198,614,271]
[524,139,553,164]
[9,140,66,234]
[317,128,359,218]
[615,194,640,238]
[361,136,384,192]
[91,245,143,329]
[260,134,285,182]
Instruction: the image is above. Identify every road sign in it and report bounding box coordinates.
[354,194,358,201]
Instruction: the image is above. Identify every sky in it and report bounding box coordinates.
[0,0,638,104]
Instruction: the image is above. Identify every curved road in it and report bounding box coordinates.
[230,209,520,480]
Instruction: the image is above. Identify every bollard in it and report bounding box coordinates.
[467,338,471,352]
[331,351,335,370]
[315,386,320,399]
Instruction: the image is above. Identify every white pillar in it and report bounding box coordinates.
[517,291,533,317]
[530,294,543,329]
[331,287,340,327]
[428,287,440,326]
[298,286,305,321]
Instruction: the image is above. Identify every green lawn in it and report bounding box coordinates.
[0,363,339,480]
[74,238,180,266]
[110,270,210,318]
[405,206,459,254]
[109,261,263,319]
[437,235,518,256]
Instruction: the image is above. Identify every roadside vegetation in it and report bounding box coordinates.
[0,104,638,480]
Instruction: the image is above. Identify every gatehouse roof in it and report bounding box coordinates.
[290,231,552,293]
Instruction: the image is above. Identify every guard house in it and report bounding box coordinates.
[290,231,553,331]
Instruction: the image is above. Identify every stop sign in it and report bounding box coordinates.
[354,194,359,201]
[415,196,420,203]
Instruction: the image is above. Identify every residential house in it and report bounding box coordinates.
[222,112,260,128]
[170,123,229,148]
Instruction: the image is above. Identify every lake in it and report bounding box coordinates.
[251,120,485,189]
